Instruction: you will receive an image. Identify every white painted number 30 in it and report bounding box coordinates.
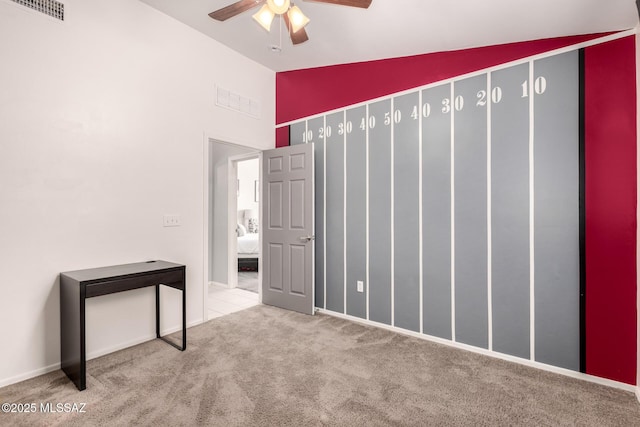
[338,121,353,135]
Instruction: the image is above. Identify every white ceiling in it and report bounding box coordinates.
[140,0,638,72]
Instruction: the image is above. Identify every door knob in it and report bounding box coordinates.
[299,235,315,242]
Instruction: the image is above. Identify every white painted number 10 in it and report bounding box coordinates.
[302,129,313,143]
[522,77,547,97]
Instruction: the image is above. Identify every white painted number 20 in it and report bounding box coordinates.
[318,126,332,139]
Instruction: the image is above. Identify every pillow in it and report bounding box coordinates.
[237,223,246,237]
[247,217,258,233]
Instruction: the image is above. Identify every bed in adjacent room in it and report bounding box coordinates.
[237,224,259,271]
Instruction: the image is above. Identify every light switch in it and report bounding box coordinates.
[357,280,364,293]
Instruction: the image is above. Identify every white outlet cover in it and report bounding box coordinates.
[163,214,181,227]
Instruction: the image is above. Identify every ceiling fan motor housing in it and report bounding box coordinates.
[267,0,290,14]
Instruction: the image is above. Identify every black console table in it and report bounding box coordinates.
[60,260,186,391]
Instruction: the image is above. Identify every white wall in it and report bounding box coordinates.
[0,0,275,387]
[237,158,260,225]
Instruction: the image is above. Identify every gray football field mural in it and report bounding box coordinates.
[393,91,421,332]
[345,106,367,319]
[490,62,531,360]
[422,83,452,340]
[533,51,580,371]
[285,50,580,372]
[368,99,393,325]
[453,74,489,349]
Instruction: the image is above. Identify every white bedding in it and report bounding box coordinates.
[238,233,259,255]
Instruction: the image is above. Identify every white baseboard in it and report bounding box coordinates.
[0,362,62,389]
[318,309,637,394]
[0,318,204,390]
[209,281,230,289]
[87,318,202,360]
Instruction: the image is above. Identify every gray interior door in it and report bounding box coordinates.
[262,143,314,315]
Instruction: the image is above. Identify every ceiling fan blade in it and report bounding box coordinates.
[302,0,372,8]
[283,13,310,45]
[209,0,265,21]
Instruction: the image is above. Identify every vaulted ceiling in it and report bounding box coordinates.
[141,0,638,72]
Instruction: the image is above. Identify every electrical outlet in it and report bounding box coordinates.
[163,214,181,227]
[357,280,364,293]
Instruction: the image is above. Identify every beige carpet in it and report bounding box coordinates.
[1,305,639,426]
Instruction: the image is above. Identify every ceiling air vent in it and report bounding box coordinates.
[11,0,64,21]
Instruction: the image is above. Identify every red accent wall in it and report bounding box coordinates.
[276,33,611,129]
[584,36,637,384]
[276,33,637,384]
[275,126,289,148]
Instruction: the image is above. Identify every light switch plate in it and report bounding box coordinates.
[357,280,364,293]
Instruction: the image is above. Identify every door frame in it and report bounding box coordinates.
[227,152,262,301]
[202,134,263,321]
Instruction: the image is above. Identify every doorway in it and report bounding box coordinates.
[204,138,315,320]
[205,139,261,321]
[231,154,261,296]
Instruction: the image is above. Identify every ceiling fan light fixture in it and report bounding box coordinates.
[287,5,309,33]
[252,4,275,31]
[266,0,290,15]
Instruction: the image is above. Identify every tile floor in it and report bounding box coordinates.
[237,271,258,293]
[208,282,260,320]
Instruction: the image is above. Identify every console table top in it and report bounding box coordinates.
[60,260,184,283]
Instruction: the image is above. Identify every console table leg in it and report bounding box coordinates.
[60,276,86,391]
[155,284,186,351]
[155,284,160,339]
[182,285,187,351]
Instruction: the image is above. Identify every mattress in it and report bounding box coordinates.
[238,233,259,255]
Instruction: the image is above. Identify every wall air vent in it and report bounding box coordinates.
[11,0,64,21]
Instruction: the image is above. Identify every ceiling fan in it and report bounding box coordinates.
[209,0,372,45]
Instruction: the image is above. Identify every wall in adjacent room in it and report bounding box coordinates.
[276,33,637,386]
[0,0,274,387]
[237,158,260,216]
